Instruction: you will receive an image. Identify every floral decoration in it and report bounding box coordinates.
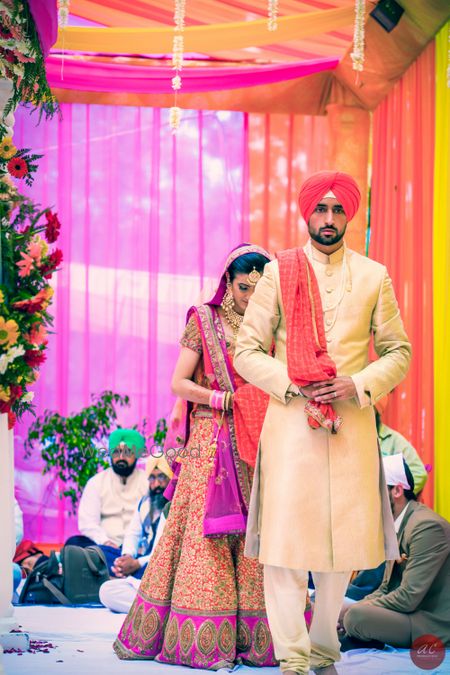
[0,140,62,428]
[0,0,59,120]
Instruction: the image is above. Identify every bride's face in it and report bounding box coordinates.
[230,273,256,315]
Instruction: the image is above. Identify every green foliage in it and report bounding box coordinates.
[24,390,169,513]
[147,417,168,447]
[24,391,131,512]
[0,0,59,119]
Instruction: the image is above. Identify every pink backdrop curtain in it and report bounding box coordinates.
[14,104,248,541]
[370,42,435,507]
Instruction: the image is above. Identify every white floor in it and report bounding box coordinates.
[2,606,450,675]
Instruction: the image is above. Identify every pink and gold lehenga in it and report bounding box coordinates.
[113,292,276,669]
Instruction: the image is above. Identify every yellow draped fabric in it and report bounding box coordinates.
[55,7,354,55]
[433,22,450,520]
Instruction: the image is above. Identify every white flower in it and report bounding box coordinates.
[22,391,34,403]
[0,354,8,375]
[7,344,25,362]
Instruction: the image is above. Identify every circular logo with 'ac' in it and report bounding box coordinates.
[410,634,445,670]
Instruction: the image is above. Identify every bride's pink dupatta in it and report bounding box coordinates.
[188,304,251,537]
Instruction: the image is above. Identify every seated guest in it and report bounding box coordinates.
[107,455,172,578]
[376,394,428,495]
[67,429,148,550]
[339,403,429,609]
[343,454,450,648]
[99,504,169,613]
[14,540,48,571]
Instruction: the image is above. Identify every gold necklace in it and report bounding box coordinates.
[223,304,243,335]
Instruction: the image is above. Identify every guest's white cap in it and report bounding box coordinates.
[383,454,411,489]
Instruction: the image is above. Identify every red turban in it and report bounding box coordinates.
[13,539,43,564]
[298,170,361,223]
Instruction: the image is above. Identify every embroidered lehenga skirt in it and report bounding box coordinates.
[113,413,276,669]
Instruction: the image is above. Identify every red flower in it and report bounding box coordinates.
[41,248,63,277]
[0,400,11,414]
[12,298,42,313]
[7,411,16,430]
[45,211,61,243]
[9,384,23,402]
[7,157,28,179]
[24,350,46,368]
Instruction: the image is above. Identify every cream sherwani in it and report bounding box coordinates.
[234,242,411,672]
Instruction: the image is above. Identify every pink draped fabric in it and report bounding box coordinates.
[28,0,58,57]
[13,104,248,542]
[370,42,435,507]
[45,56,339,94]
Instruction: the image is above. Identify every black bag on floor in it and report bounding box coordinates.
[18,551,68,605]
[18,545,109,605]
[61,545,109,603]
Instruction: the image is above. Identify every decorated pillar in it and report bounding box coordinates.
[0,415,16,637]
[325,103,370,254]
[0,78,18,649]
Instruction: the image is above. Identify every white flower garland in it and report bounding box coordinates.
[350,0,365,73]
[268,0,279,32]
[170,0,187,132]
[58,0,70,28]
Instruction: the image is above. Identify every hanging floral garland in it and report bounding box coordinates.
[0,0,58,121]
[169,0,186,133]
[57,0,71,28]
[268,0,279,32]
[0,136,62,429]
[350,0,366,73]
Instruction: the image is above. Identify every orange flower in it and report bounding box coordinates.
[27,236,48,265]
[26,324,48,346]
[0,316,19,347]
[16,251,35,277]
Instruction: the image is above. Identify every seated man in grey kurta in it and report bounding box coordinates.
[343,454,450,649]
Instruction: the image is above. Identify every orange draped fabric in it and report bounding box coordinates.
[248,113,329,251]
[370,42,435,507]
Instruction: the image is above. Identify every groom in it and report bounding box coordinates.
[234,170,411,674]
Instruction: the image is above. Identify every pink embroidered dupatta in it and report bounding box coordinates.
[189,304,251,537]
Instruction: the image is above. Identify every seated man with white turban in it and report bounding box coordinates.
[99,455,172,613]
[340,404,428,608]
[342,454,450,649]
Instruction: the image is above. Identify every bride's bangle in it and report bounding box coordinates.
[209,390,225,410]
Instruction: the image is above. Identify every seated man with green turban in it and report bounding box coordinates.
[66,429,148,556]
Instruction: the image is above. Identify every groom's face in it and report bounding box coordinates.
[308,197,348,247]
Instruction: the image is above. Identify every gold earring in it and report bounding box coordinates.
[221,274,243,335]
[221,280,234,312]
